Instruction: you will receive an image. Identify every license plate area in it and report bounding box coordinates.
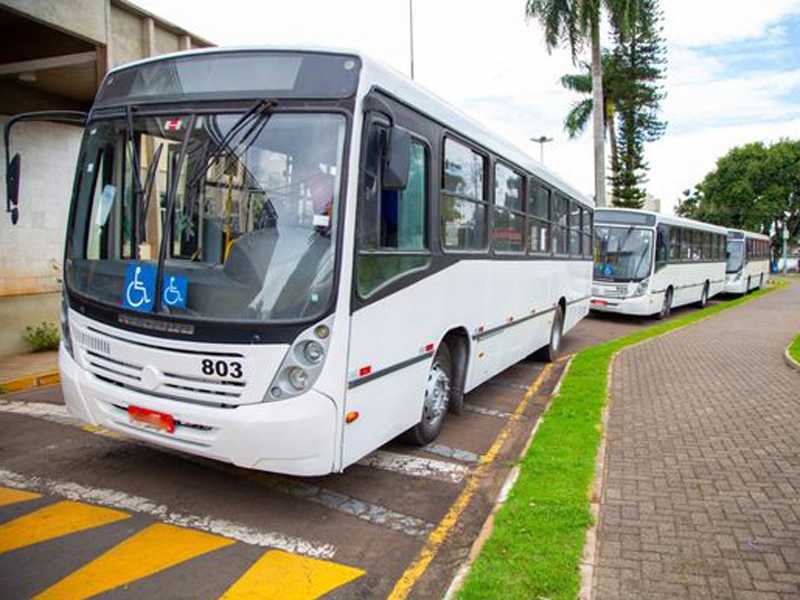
[128,405,175,433]
[591,299,609,307]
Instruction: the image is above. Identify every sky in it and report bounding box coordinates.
[131,0,800,214]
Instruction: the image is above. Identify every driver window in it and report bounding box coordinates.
[357,122,429,297]
[655,226,668,270]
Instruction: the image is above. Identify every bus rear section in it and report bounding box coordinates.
[591,209,727,318]
[725,229,770,294]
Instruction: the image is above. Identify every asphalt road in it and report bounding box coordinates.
[0,298,725,600]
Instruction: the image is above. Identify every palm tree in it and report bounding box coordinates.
[526,0,634,206]
[560,52,623,199]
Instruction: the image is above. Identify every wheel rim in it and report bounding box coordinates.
[423,361,450,429]
[662,292,671,316]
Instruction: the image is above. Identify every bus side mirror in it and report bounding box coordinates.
[6,153,20,225]
[383,126,410,191]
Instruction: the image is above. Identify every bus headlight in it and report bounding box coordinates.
[632,278,650,298]
[302,341,325,364]
[265,317,333,402]
[288,367,309,391]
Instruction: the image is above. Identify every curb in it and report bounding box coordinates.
[784,347,800,373]
[0,370,60,395]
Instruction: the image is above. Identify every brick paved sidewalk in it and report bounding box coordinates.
[593,284,800,600]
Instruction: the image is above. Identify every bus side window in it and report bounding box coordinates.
[655,226,668,270]
[357,123,430,298]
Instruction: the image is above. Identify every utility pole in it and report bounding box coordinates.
[409,0,415,80]
[530,136,553,165]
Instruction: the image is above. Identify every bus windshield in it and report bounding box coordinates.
[66,111,346,322]
[726,240,745,273]
[593,226,653,281]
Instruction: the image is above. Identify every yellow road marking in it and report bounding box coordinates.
[386,363,555,600]
[34,522,235,600]
[0,486,41,508]
[0,500,129,554]
[219,549,364,600]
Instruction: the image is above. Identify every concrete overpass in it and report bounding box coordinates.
[0,0,214,356]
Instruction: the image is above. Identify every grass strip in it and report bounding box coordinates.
[457,282,785,600]
[790,333,800,364]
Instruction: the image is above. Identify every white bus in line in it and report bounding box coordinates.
[591,208,728,319]
[724,229,770,294]
[4,47,594,476]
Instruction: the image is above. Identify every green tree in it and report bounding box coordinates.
[560,51,624,195]
[609,0,666,208]
[526,0,635,206]
[676,140,800,257]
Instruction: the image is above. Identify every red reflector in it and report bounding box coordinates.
[346,411,360,424]
[424,343,434,353]
[358,365,372,377]
[128,405,175,433]
[591,299,608,306]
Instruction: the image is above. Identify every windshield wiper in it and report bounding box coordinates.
[186,99,277,192]
[137,142,163,246]
[154,114,197,314]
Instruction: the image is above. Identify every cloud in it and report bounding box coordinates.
[128,0,800,214]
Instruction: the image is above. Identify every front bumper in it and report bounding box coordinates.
[724,277,747,294]
[60,343,338,476]
[590,293,659,316]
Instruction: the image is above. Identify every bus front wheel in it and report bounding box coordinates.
[657,288,673,320]
[696,282,709,308]
[404,343,453,446]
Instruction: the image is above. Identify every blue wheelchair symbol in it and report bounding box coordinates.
[123,263,156,313]
[162,274,188,309]
[603,264,615,277]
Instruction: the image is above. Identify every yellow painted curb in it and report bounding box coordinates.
[0,370,60,395]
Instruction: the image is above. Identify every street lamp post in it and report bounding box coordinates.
[530,135,553,165]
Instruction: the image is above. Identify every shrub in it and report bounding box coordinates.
[23,321,60,352]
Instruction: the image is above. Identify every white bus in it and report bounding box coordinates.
[5,48,593,476]
[591,208,727,318]
[724,229,770,294]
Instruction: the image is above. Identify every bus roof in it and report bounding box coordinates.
[595,207,729,234]
[104,45,594,209]
[726,228,771,242]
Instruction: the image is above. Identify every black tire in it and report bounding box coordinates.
[403,343,453,446]
[656,288,673,320]
[696,282,709,308]
[537,305,564,363]
[759,274,764,289]
[746,276,752,293]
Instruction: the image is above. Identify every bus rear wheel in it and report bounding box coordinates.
[404,343,453,446]
[657,288,673,320]
[537,305,564,363]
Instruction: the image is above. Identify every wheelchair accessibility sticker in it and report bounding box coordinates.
[162,275,187,309]
[123,263,156,312]
[123,264,188,312]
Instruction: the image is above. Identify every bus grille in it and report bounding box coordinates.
[84,350,244,405]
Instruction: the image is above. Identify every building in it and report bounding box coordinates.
[643,194,661,213]
[0,0,213,356]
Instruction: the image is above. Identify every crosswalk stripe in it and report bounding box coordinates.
[219,549,364,600]
[33,522,235,600]
[358,450,470,483]
[0,485,40,507]
[0,500,129,554]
